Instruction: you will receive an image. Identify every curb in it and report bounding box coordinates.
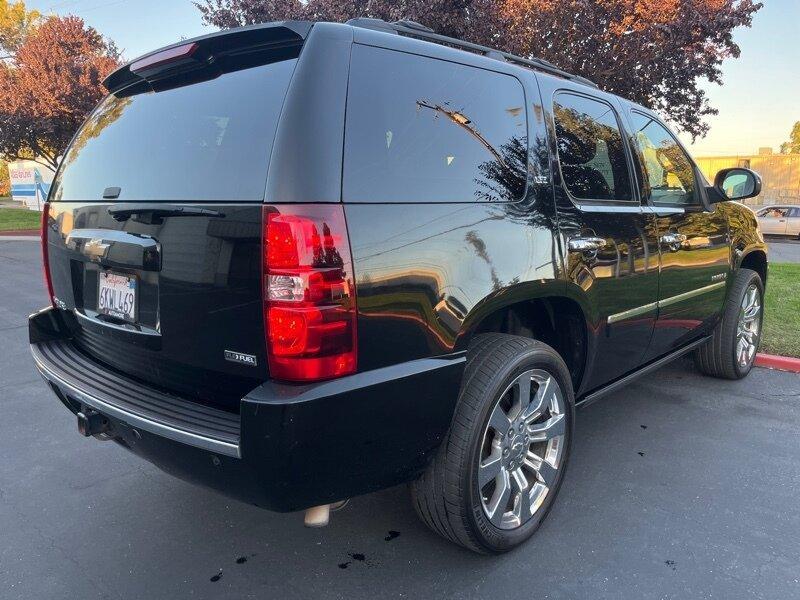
[0,229,39,237]
[755,353,800,373]
[0,235,39,242]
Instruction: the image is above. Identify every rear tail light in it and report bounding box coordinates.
[41,202,55,307]
[262,205,357,382]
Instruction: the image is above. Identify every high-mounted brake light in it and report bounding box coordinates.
[263,205,357,382]
[41,202,55,307]
[130,42,200,77]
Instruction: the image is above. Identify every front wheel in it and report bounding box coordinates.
[410,334,574,553]
[694,268,764,379]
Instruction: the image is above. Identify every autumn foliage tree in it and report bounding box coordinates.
[0,159,9,196]
[196,0,761,139]
[0,0,39,54]
[0,15,119,170]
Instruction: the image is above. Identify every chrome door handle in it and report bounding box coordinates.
[659,233,687,251]
[568,236,606,253]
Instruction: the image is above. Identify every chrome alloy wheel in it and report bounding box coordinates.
[736,283,762,369]
[478,369,566,530]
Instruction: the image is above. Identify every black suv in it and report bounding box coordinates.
[29,19,767,553]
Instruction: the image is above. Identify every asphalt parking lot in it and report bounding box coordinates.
[765,237,800,263]
[2,238,799,599]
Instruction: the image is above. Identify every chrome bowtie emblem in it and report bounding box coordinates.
[83,238,110,262]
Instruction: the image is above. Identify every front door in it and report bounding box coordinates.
[624,109,731,359]
[541,86,660,393]
[758,207,790,235]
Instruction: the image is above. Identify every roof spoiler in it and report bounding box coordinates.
[103,21,313,93]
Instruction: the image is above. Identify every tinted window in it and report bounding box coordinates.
[343,45,527,203]
[761,207,789,217]
[629,111,697,205]
[51,58,298,202]
[553,93,631,201]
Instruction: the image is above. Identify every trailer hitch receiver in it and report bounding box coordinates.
[77,409,110,437]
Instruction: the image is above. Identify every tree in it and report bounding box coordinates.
[0,0,39,55]
[196,0,761,139]
[780,121,800,155]
[0,159,9,196]
[0,16,120,170]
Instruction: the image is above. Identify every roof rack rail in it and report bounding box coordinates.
[345,17,598,89]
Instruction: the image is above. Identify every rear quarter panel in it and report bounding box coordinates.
[340,40,565,370]
[345,196,564,370]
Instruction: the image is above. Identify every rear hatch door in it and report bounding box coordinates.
[45,24,308,410]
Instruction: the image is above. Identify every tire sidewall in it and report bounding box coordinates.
[731,270,764,378]
[463,344,575,553]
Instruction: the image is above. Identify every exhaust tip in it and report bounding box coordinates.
[304,504,331,528]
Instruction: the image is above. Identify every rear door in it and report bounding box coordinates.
[45,27,304,410]
[538,79,660,392]
[624,109,731,359]
[787,207,800,236]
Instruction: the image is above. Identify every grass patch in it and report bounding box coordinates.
[762,263,800,358]
[0,207,41,232]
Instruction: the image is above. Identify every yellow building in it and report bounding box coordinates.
[694,149,800,206]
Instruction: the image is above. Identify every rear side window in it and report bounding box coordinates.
[51,58,298,202]
[343,45,528,203]
[553,93,632,202]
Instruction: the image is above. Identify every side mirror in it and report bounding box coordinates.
[710,167,762,203]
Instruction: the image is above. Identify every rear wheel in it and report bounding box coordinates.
[694,268,764,379]
[410,334,574,553]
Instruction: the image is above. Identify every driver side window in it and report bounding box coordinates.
[630,111,697,206]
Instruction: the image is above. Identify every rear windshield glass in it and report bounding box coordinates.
[51,58,297,202]
[343,45,528,203]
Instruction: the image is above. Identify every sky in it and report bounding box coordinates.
[24,0,800,157]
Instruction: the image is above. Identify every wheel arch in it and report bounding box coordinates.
[739,249,768,287]
[456,285,589,393]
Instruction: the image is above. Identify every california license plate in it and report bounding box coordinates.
[98,271,137,322]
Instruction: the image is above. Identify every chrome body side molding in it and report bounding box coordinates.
[608,281,726,324]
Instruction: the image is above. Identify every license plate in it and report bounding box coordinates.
[98,271,137,322]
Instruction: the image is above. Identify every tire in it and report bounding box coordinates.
[694,268,764,380]
[410,334,575,554]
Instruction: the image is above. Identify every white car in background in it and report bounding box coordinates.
[756,205,800,238]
